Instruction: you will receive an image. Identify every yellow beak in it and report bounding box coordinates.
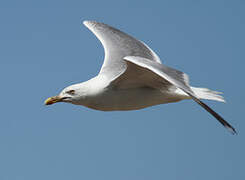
[44,96,62,105]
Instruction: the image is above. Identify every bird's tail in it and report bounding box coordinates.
[191,87,225,102]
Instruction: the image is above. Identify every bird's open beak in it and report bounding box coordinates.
[44,96,62,105]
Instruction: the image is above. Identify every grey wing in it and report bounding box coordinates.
[83,21,161,78]
[117,56,236,134]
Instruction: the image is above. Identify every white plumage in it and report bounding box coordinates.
[45,20,236,134]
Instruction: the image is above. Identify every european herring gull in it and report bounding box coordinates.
[45,20,236,134]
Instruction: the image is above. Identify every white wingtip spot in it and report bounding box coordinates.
[227,126,237,135]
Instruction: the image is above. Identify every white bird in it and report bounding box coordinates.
[45,20,236,134]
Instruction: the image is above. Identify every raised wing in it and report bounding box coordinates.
[83,21,161,78]
[122,56,237,135]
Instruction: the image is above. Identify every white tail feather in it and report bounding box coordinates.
[191,87,225,102]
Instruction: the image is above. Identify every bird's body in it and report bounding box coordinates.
[69,75,185,111]
[45,20,236,134]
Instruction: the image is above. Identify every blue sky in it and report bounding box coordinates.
[0,0,244,179]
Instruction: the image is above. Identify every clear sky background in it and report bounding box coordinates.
[0,0,244,179]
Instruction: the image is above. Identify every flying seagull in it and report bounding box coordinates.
[45,20,236,134]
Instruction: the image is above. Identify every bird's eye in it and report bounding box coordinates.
[66,90,75,95]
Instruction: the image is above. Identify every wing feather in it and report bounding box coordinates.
[83,21,161,78]
[123,56,236,134]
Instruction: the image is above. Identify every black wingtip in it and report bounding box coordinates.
[189,95,237,135]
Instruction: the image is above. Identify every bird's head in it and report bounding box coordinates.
[44,84,85,105]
